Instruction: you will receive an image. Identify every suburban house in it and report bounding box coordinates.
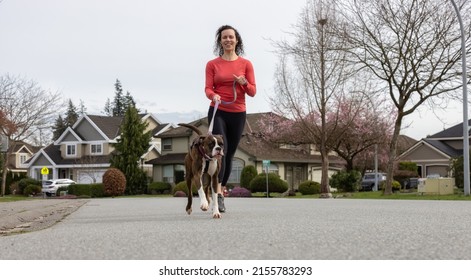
[4,140,40,176]
[397,120,468,178]
[146,112,346,190]
[26,113,172,183]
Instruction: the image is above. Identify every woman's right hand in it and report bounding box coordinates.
[213,94,221,103]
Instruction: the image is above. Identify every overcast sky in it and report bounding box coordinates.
[0,0,466,140]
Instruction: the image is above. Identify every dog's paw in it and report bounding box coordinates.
[200,201,209,211]
[212,211,222,219]
[186,208,192,215]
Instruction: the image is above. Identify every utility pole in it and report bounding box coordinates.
[450,0,470,195]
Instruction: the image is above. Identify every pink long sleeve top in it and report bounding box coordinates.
[205,56,256,113]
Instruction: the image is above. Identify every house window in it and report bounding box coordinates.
[228,158,245,184]
[263,162,279,175]
[66,144,76,156]
[162,138,172,151]
[163,165,174,183]
[20,154,27,164]
[90,144,103,155]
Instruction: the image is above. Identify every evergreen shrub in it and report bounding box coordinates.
[68,183,105,197]
[330,170,361,192]
[240,165,257,189]
[18,178,41,195]
[148,182,172,194]
[298,180,321,195]
[249,173,288,193]
[172,181,198,196]
[24,184,42,196]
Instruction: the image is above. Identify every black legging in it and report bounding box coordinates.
[208,106,246,186]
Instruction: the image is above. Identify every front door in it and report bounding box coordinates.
[285,164,306,191]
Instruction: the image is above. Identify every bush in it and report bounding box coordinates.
[452,156,464,189]
[148,182,172,194]
[240,165,257,189]
[330,170,362,192]
[56,186,68,196]
[229,186,252,197]
[172,181,198,196]
[298,180,321,195]
[24,184,42,196]
[9,182,20,195]
[379,180,401,192]
[102,168,126,197]
[393,169,419,188]
[174,190,187,197]
[249,173,288,193]
[398,162,418,172]
[67,183,105,197]
[68,184,90,196]
[18,178,41,195]
[5,171,27,195]
[90,184,105,198]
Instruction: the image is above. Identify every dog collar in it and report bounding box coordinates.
[198,145,212,160]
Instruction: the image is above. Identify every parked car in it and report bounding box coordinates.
[360,172,387,191]
[42,179,76,197]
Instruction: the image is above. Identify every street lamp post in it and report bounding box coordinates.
[450,0,470,196]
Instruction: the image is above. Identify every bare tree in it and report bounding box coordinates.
[270,0,368,196]
[0,74,62,196]
[340,0,471,194]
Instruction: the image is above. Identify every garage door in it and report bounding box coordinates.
[426,165,448,178]
[77,170,106,184]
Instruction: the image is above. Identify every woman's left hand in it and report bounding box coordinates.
[233,74,247,85]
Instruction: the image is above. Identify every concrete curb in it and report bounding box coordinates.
[0,199,89,236]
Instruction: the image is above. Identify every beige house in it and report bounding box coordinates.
[146,112,346,190]
[26,113,172,183]
[398,121,466,177]
[4,140,39,176]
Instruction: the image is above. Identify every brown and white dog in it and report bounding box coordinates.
[178,123,224,219]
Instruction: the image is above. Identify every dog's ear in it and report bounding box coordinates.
[198,136,205,144]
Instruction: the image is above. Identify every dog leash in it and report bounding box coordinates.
[208,80,237,135]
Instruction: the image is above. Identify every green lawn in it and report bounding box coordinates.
[3,190,471,202]
[338,191,471,200]
[252,190,471,201]
[0,195,36,202]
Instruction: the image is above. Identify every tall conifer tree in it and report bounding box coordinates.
[110,106,150,195]
[65,99,79,127]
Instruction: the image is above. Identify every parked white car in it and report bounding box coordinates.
[42,179,76,197]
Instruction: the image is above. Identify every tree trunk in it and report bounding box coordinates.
[320,148,332,198]
[1,152,8,196]
[384,115,403,195]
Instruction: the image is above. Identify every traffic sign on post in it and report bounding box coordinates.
[41,167,49,175]
[262,160,270,198]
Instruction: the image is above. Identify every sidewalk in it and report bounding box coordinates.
[0,198,88,235]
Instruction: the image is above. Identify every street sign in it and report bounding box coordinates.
[41,167,49,175]
[262,160,271,198]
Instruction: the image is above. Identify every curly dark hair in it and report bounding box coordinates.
[213,25,245,57]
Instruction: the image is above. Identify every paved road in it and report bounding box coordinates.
[0,197,470,259]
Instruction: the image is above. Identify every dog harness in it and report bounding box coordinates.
[190,139,214,174]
